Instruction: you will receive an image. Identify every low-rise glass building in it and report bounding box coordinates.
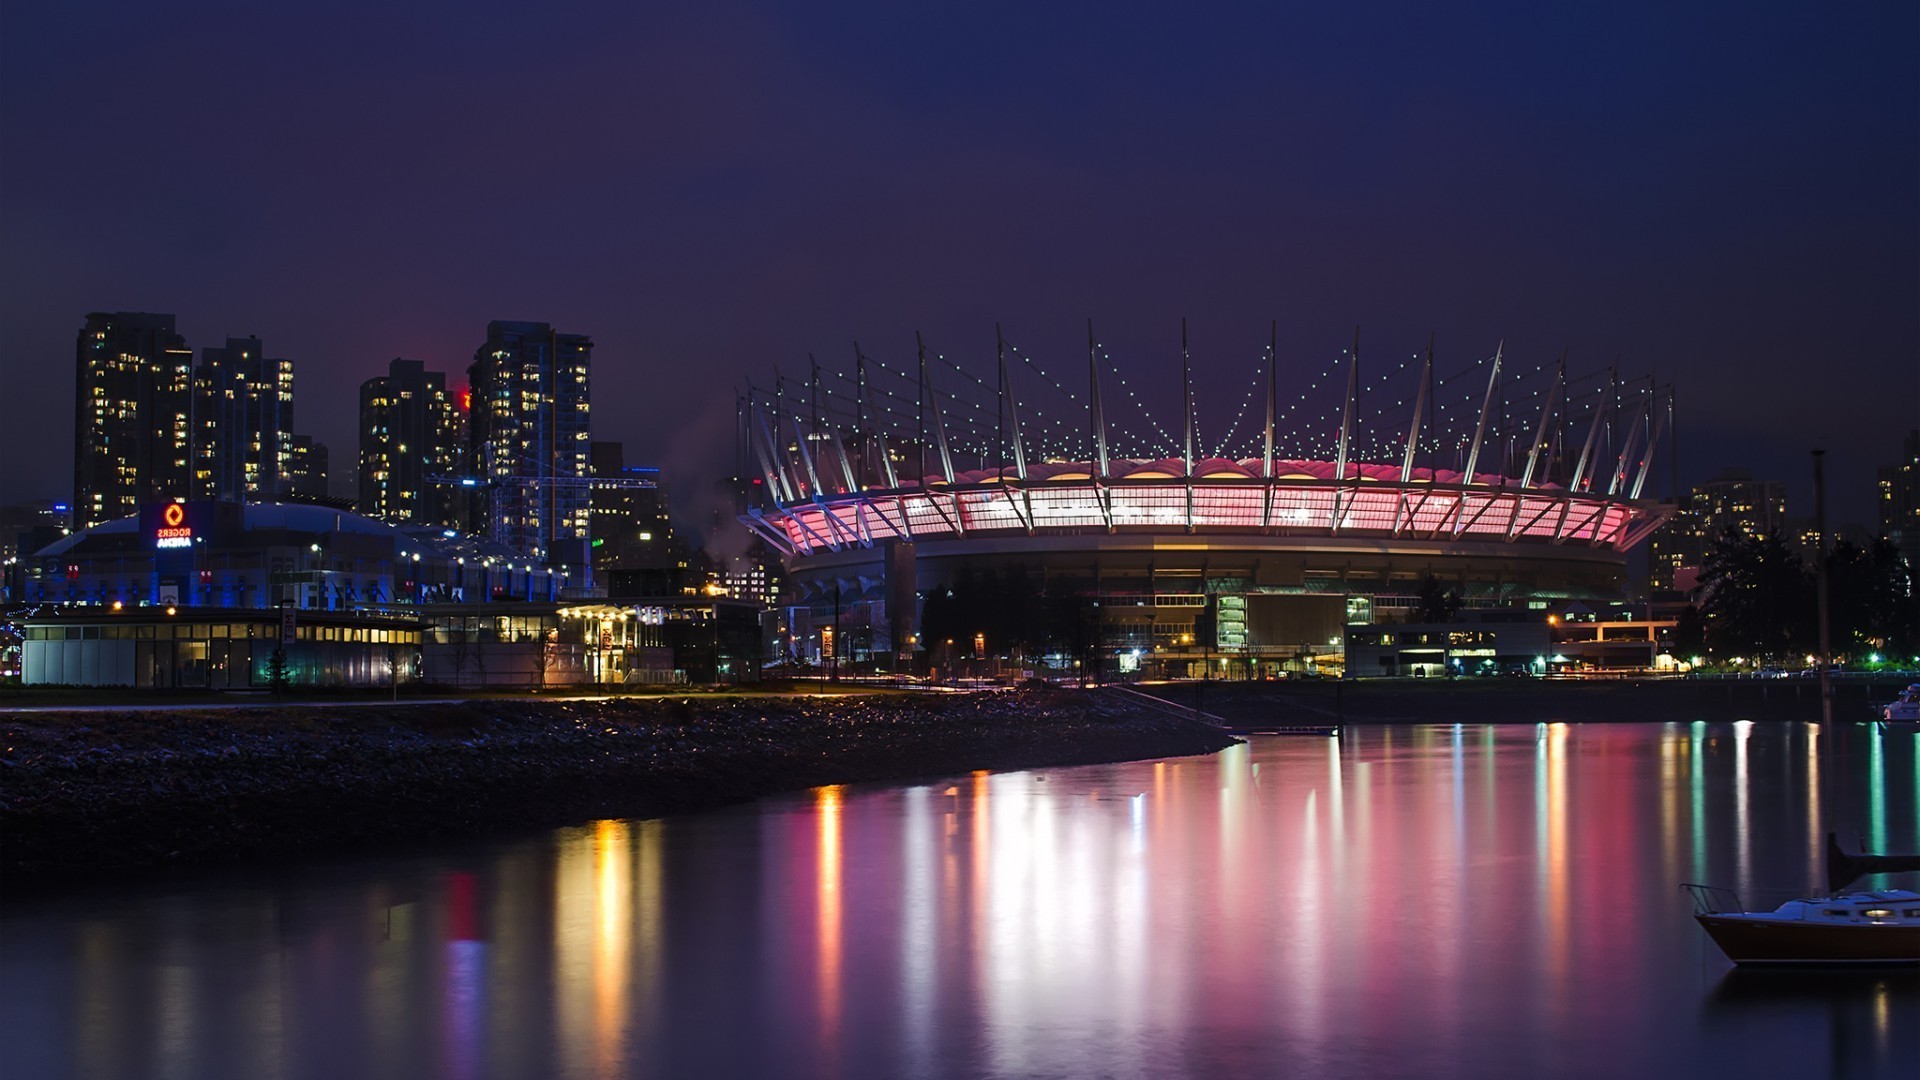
[21,607,426,689]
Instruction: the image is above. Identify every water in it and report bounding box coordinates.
[3,721,1917,1080]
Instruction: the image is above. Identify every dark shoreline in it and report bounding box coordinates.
[1139,676,1907,726]
[0,689,1238,887]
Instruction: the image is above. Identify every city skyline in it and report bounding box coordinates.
[4,3,1916,525]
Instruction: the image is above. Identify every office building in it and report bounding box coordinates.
[467,321,592,563]
[358,358,467,527]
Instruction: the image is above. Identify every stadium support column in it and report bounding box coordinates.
[915,334,929,486]
[1396,335,1433,535]
[749,389,794,504]
[1262,320,1277,527]
[998,325,1035,533]
[918,333,964,537]
[789,411,824,504]
[1453,342,1503,536]
[885,539,917,673]
[1183,318,1196,533]
[1628,385,1666,502]
[1570,367,1614,494]
[1606,387,1646,498]
[1461,341,1502,488]
[1087,319,1113,530]
[1507,354,1562,538]
[1330,328,1359,532]
[853,343,869,488]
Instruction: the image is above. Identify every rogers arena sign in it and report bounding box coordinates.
[156,503,193,549]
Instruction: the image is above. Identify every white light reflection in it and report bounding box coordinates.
[75,923,121,1079]
[901,787,936,1078]
[1734,720,1752,901]
[1543,724,1569,991]
[1292,786,1326,1042]
[1659,723,1679,887]
[816,786,844,1065]
[1690,721,1707,884]
[155,944,195,1080]
[1868,724,1886,852]
[1451,724,1466,854]
[1805,723,1821,892]
[1328,735,1346,868]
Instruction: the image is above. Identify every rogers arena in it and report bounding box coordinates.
[738,329,1674,678]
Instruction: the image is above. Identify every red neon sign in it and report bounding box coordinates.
[156,503,193,548]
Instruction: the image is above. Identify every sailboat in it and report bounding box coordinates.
[1683,836,1920,967]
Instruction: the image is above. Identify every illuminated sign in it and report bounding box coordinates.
[156,504,193,548]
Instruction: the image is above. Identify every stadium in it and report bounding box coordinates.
[739,326,1674,678]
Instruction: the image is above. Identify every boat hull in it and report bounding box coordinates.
[1696,915,1920,966]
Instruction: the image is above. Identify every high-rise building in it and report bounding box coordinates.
[1648,468,1790,592]
[1691,469,1788,537]
[1878,429,1920,572]
[358,358,466,527]
[467,321,592,561]
[73,312,196,528]
[192,336,295,501]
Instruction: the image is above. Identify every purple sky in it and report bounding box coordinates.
[3,1,1914,524]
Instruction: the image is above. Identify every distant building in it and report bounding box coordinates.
[1879,429,1920,572]
[706,474,783,608]
[0,500,71,561]
[0,500,72,603]
[588,441,672,575]
[467,321,592,563]
[191,336,296,501]
[358,358,467,527]
[283,435,330,502]
[1344,610,1552,678]
[73,312,196,528]
[1648,468,1790,593]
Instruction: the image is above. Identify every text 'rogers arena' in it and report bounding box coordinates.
[738,327,1674,678]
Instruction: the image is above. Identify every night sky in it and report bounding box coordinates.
[3,1,1914,526]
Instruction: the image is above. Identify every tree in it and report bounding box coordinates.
[1412,575,1462,624]
[1828,538,1919,662]
[1697,527,1813,661]
[532,628,557,688]
[268,647,290,694]
[1673,605,1707,661]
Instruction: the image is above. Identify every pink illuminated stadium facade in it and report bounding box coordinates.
[739,328,1674,676]
[753,457,1655,554]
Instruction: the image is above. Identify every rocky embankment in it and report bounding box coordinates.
[0,689,1236,882]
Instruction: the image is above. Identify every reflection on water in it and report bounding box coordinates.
[3,723,1917,1080]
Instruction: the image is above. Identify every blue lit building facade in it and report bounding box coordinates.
[20,501,565,610]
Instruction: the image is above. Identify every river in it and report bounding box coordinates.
[3,721,1916,1079]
